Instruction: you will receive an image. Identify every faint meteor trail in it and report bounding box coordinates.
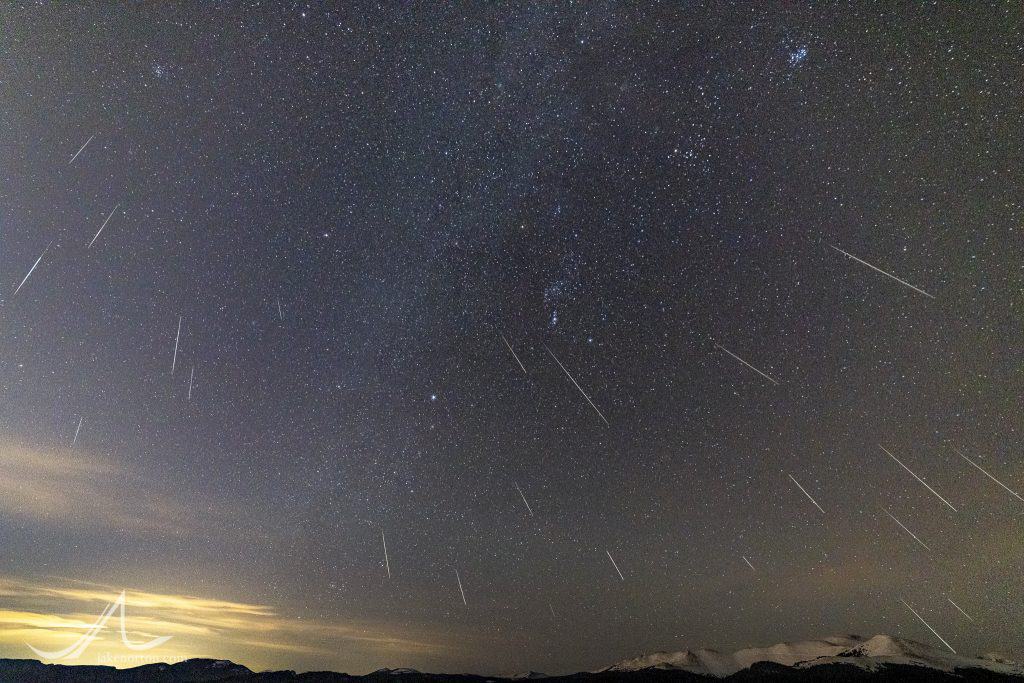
[879,445,957,512]
[882,508,930,551]
[277,298,283,321]
[382,530,391,579]
[952,445,1024,502]
[829,245,935,299]
[455,569,467,605]
[513,481,534,516]
[500,334,527,374]
[901,599,956,653]
[548,603,556,619]
[69,135,94,164]
[713,343,780,386]
[544,344,609,426]
[788,474,825,514]
[14,243,50,296]
[171,316,183,375]
[742,556,756,571]
[88,204,120,248]
[188,366,195,401]
[72,417,84,447]
[606,550,625,581]
[947,597,974,622]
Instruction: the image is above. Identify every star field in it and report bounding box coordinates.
[0,1,1022,676]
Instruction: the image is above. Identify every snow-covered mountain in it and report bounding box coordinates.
[604,634,1024,677]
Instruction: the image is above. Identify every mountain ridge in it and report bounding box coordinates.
[603,633,1022,677]
[1,634,1020,682]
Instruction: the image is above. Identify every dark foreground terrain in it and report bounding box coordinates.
[1,658,1021,683]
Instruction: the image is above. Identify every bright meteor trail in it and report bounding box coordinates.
[829,245,935,299]
[879,445,957,512]
[714,343,780,386]
[544,344,609,426]
[13,243,50,296]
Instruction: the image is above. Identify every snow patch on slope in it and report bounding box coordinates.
[604,634,1023,677]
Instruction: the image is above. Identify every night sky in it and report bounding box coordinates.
[1,1,1023,676]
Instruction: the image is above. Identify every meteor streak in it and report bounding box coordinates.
[714,343,780,385]
[500,334,527,374]
[455,569,467,605]
[14,243,50,296]
[879,445,957,512]
[829,245,935,299]
[513,481,534,516]
[69,135,95,164]
[947,598,974,622]
[788,474,825,514]
[171,316,183,375]
[544,344,609,426]
[882,508,930,551]
[952,445,1024,502]
[901,599,955,653]
[72,417,84,447]
[88,204,120,248]
[606,550,625,581]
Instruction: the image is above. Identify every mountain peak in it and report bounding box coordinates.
[604,634,1023,678]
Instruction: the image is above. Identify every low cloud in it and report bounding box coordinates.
[0,575,448,671]
[0,441,193,534]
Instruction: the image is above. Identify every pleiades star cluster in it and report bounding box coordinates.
[0,2,1022,677]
